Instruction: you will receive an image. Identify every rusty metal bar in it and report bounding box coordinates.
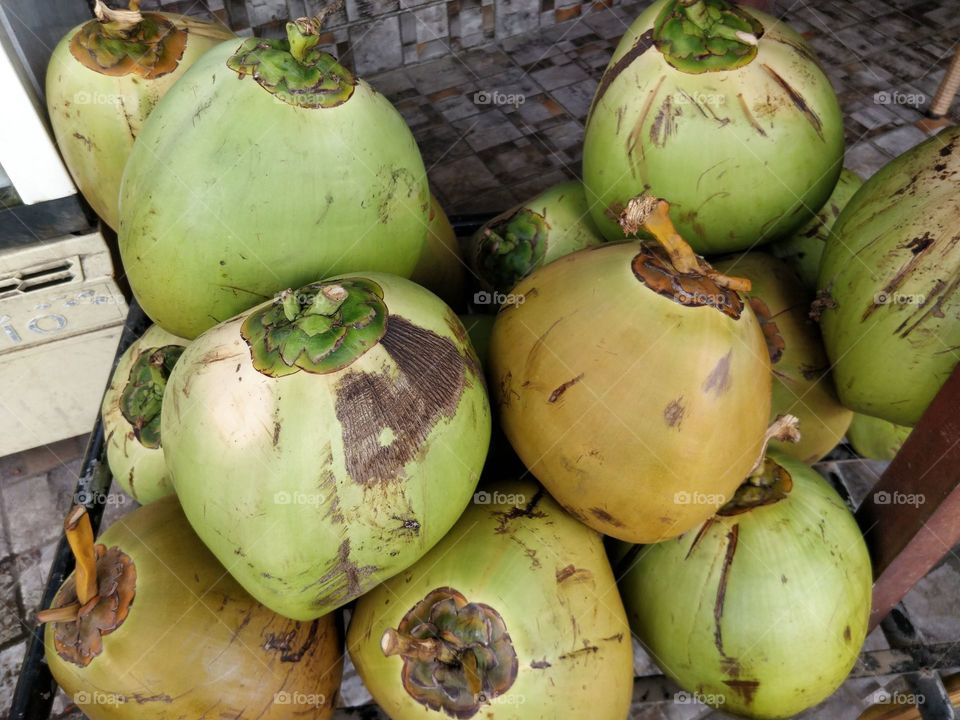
[856,364,960,631]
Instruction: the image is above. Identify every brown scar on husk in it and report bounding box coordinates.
[590,507,625,528]
[312,539,377,608]
[713,524,740,655]
[556,565,593,584]
[724,679,761,704]
[627,75,668,167]
[530,659,552,669]
[664,396,685,428]
[649,95,680,148]
[861,232,937,322]
[335,316,466,486]
[896,274,960,338]
[684,518,716,560]
[493,489,546,534]
[761,64,823,140]
[702,351,733,396]
[548,373,584,403]
[809,289,837,321]
[263,619,321,662]
[558,644,600,660]
[737,93,767,137]
[749,298,785,364]
[588,30,655,121]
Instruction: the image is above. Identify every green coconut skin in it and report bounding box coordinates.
[101,324,188,504]
[847,413,913,461]
[582,0,844,254]
[45,497,343,719]
[714,253,851,463]
[162,273,491,620]
[46,13,234,230]
[410,194,466,308]
[817,127,960,426]
[458,313,495,371]
[468,180,603,295]
[769,169,863,292]
[119,36,430,340]
[347,478,634,720]
[619,452,872,719]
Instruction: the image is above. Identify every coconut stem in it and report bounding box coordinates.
[307,284,348,316]
[94,0,143,31]
[279,289,300,322]
[747,414,801,477]
[36,603,81,624]
[619,196,752,292]
[64,506,99,606]
[288,0,344,62]
[381,628,459,664]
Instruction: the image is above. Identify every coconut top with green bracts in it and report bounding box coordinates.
[119,343,184,448]
[653,0,763,73]
[226,18,357,109]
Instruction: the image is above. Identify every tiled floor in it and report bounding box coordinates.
[367,0,960,216]
[3,0,960,717]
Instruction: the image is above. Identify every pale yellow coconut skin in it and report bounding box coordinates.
[45,497,343,720]
[46,14,234,229]
[490,242,772,543]
[715,253,852,463]
[101,324,188,504]
[347,478,634,720]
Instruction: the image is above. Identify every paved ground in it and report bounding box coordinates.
[3,0,960,716]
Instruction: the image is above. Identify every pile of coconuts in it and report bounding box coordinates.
[38,0,958,717]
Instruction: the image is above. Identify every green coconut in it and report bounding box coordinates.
[769,169,863,291]
[817,126,960,425]
[847,413,913,461]
[162,274,491,620]
[467,180,603,300]
[347,478,634,719]
[619,451,872,719]
[46,1,234,230]
[490,197,771,542]
[40,500,342,719]
[582,0,844,254]
[410,194,466,308]
[119,16,430,339]
[714,253,851,462]
[458,313,495,371]
[101,324,188,504]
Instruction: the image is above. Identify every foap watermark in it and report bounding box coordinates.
[274,491,326,507]
[473,290,524,308]
[874,490,924,508]
[474,90,526,108]
[676,91,726,108]
[870,689,925,705]
[874,291,926,306]
[487,693,527,707]
[474,490,527,505]
[874,90,926,108]
[74,691,125,706]
[71,490,128,507]
[678,291,733,308]
[274,691,327,708]
[675,690,725,706]
[674,490,724,506]
[73,90,128,106]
